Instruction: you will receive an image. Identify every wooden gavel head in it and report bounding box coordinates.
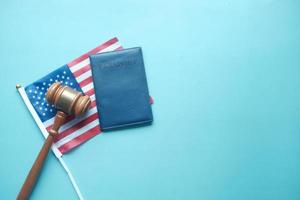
[46,82,91,116]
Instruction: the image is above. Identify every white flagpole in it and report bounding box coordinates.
[57,157,84,200]
[16,84,84,200]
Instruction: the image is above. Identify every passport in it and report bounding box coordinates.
[90,47,153,131]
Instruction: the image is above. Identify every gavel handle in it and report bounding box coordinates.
[17,135,54,200]
[17,111,66,200]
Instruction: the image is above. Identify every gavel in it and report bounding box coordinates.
[17,82,91,200]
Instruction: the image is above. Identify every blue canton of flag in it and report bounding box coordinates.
[25,65,82,122]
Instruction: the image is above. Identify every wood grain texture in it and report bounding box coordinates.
[17,111,66,200]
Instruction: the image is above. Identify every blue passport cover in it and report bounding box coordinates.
[90,47,153,131]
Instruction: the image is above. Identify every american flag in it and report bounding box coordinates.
[24,38,122,154]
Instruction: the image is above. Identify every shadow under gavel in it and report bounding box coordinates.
[17,82,91,200]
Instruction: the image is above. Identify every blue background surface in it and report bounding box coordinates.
[1,0,300,199]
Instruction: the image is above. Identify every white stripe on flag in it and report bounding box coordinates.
[90,94,95,101]
[55,119,100,148]
[101,42,122,52]
[76,70,92,83]
[70,42,121,73]
[82,82,94,93]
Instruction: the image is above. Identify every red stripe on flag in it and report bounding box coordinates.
[90,100,97,108]
[58,125,101,154]
[85,88,95,97]
[79,76,93,88]
[54,113,99,142]
[68,38,118,67]
[115,46,123,50]
[149,96,154,104]
[73,64,91,77]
